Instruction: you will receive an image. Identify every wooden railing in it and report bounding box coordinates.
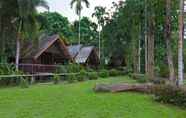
[19,64,61,74]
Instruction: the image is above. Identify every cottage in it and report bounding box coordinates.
[68,45,99,67]
[19,34,71,73]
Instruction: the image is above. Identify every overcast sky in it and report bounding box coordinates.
[39,0,122,22]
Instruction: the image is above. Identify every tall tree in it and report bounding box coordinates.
[39,12,73,39]
[178,0,184,86]
[144,0,148,74]
[165,0,176,82]
[72,17,98,45]
[14,0,48,70]
[92,6,107,60]
[70,0,90,45]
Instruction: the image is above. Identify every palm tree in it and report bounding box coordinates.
[178,0,184,86]
[70,0,90,45]
[14,0,48,70]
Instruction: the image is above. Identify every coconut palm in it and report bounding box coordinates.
[70,0,90,45]
[178,0,184,86]
[14,0,48,70]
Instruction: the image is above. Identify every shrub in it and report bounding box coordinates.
[53,74,60,84]
[109,69,121,77]
[0,65,25,86]
[153,84,186,107]
[88,72,98,80]
[77,70,87,81]
[57,65,68,80]
[68,64,82,73]
[159,65,169,78]
[67,74,76,83]
[130,73,148,83]
[20,78,29,88]
[99,69,109,78]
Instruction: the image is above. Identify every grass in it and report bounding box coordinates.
[0,76,186,118]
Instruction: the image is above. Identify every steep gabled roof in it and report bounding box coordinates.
[67,44,83,58]
[75,46,95,64]
[21,34,71,60]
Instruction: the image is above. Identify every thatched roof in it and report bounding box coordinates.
[21,34,71,60]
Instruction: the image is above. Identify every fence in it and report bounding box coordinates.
[19,64,61,74]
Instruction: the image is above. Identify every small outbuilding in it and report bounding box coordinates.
[20,34,71,73]
[68,45,100,67]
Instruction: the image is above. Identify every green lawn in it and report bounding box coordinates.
[0,76,186,118]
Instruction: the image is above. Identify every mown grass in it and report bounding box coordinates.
[0,76,186,118]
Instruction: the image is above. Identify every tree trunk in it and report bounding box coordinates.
[15,34,21,71]
[147,14,155,80]
[98,24,101,59]
[132,31,138,73]
[94,83,153,93]
[145,0,148,74]
[78,11,81,45]
[138,26,141,73]
[178,0,184,86]
[165,0,176,83]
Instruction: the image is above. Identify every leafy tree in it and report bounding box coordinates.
[39,12,73,39]
[102,0,179,80]
[70,0,90,45]
[1,0,48,69]
[72,17,98,45]
[92,6,108,59]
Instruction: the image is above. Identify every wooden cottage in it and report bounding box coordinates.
[19,34,71,73]
[68,45,100,67]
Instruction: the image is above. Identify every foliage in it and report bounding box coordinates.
[109,69,122,77]
[98,69,109,78]
[129,73,148,83]
[0,64,24,86]
[39,12,73,39]
[53,74,60,84]
[67,74,76,83]
[19,78,29,88]
[88,72,98,80]
[70,0,90,15]
[67,63,82,73]
[1,0,48,62]
[102,0,179,71]
[56,65,68,80]
[153,84,186,108]
[159,65,169,78]
[77,69,87,81]
[72,17,98,45]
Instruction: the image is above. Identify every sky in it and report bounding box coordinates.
[39,0,122,22]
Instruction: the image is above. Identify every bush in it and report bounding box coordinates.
[53,74,60,84]
[67,74,76,83]
[130,73,148,83]
[57,65,68,80]
[99,69,109,78]
[68,64,82,73]
[153,84,186,107]
[109,69,121,77]
[0,65,25,86]
[20,78,29,88]
[159,65,169,78]
[77,70,87,81]
[88,72,98,80]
